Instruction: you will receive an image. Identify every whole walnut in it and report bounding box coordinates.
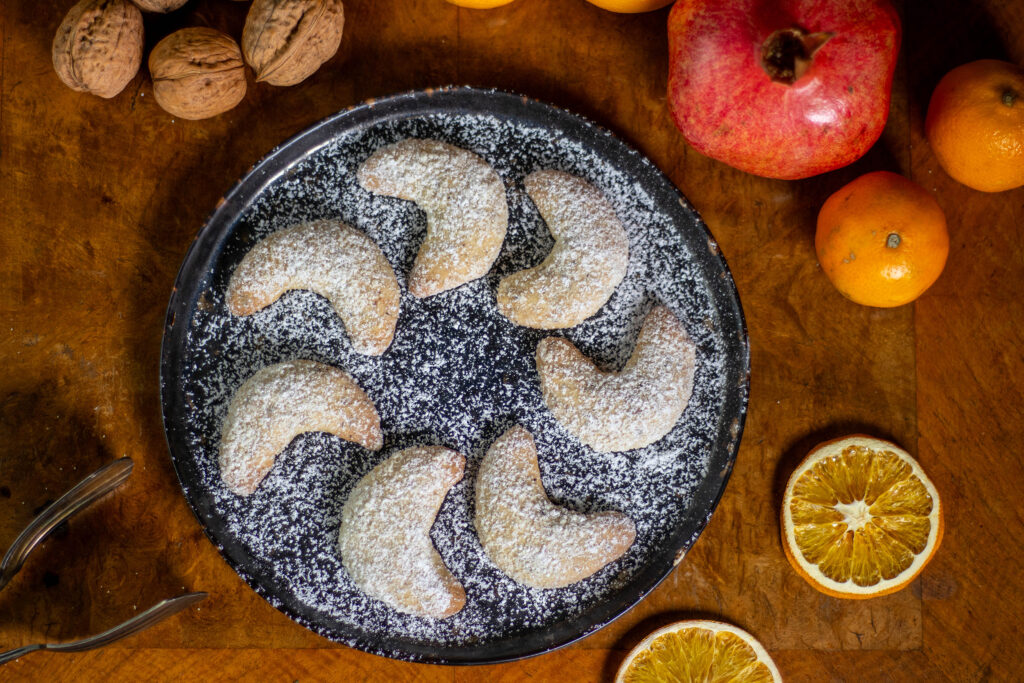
[131,0,190,11]
[149,28,247,120]
[52,0,144,99]
[242,0,345,87]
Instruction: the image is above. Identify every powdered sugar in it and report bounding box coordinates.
[537,305,697,452]
[225,220,400,356]
[339,446,466,619]
[357,138,507,298]
[497,169,629,329]
[475,426,636,589]
[171,101,738,660]
[218,359,381,496]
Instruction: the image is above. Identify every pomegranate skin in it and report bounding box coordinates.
[667,0,901,180]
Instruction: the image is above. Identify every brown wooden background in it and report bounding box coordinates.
[2,0,1022,680]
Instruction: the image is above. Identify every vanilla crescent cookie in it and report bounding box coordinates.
[474,426,636,589]
[356,138,508,298]
[219,360,382,496]
[497,170,629,329]
[536,305,696,452]
[226,219,400,356]
[339,446,467,619]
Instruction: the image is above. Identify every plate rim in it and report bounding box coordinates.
[159,85,751,665]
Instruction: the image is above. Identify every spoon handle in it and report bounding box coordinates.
[47,592,208,653]
[0,592,207,665]
[0,458,134,591]
[0,645,43,666]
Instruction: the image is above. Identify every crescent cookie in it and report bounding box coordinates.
[357,138,508,298]
[474,426,636,589]
[536,305,696,452]
[226,219,400,356]
[497,170,629,329]
[339,446,467,619]
[219,360,382,496]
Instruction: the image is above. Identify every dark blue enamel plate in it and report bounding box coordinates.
[160,87,749,664]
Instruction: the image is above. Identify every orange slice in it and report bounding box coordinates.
[616,620,781,683]
[782,435,943,598]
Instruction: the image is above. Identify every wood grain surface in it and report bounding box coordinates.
[1,0,1022,680]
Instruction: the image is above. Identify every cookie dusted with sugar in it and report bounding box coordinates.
[537,305,696,452]
[357,138,508,298]
[219,359,382,496]
[226,219,400,356]
[339,446,467,619]
[497,170,629,329]
[475,426,636,589]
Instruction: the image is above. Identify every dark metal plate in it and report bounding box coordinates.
[160,87,749,664]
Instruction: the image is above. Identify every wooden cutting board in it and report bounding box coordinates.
[0,0,1021,679]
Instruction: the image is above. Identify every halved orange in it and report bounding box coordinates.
[616,620,781,683]
[782,435,943,599]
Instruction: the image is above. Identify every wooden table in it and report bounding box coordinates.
[2,1,1022,680]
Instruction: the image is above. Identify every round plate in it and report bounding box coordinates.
[160,87,749,664]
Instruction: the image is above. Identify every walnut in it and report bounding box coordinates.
[149,28,247,120]
[242,0,345,87]
[52,0,144,99]
[131,0,190,12]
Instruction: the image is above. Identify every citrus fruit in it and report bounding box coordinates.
[815,170,949,308]
[585,0,674,13]
[925,59,1024,192]
[781,435,943,599]
[616,620,781,683]
[445,0,515,8]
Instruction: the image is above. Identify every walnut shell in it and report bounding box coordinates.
[149,28,247,120]
[242,0,345,87]
[52,0,144,99]
[131,0,189,12]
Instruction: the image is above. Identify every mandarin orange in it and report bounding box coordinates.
[815,171,948,308]
[585,0,674,12]
[445,0,515,8]
[926,59,1024,192]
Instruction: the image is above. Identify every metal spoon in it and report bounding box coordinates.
[0,592,208,665]
[0,457,134,592]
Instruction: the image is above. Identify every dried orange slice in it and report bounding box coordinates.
[616,620,781,683]
[782,435,943,598]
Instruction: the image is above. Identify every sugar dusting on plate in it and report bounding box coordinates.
[178,111,730,657]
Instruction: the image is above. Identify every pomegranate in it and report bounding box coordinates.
[667,0,901,180]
